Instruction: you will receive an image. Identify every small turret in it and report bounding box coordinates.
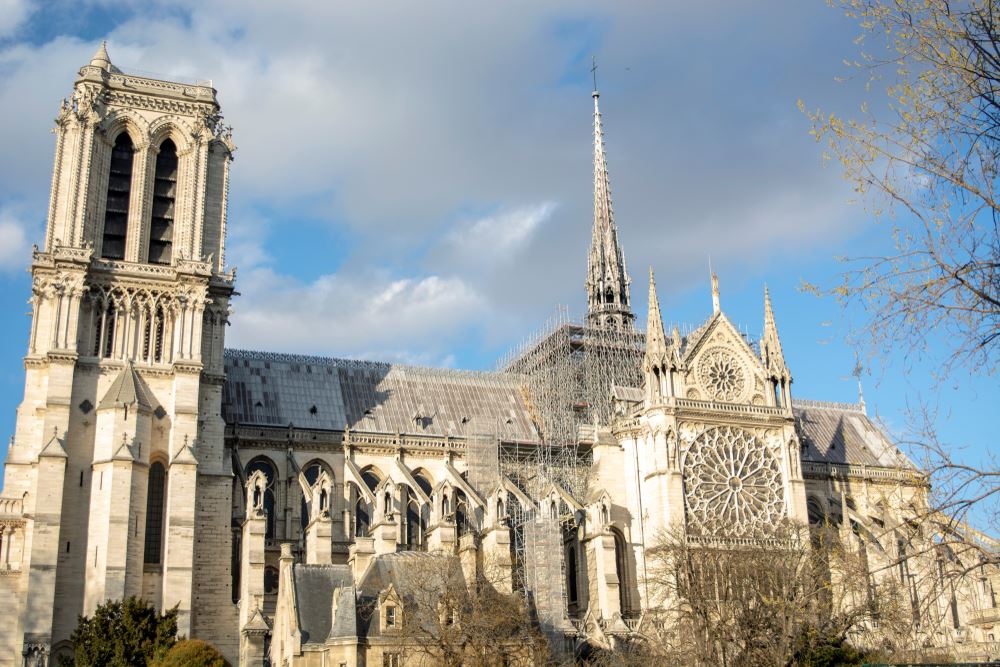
[760,286,791,408]
[643,269,669,403]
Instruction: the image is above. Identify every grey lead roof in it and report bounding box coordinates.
[223,349,540,441]
[793,401,914,469]
[292,564,354,644]
[222,351,911,470]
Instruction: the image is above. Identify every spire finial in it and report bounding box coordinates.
[853,355,867,414]
[711,272,720,314]
[763,285,775,325]
[591,56,599,96]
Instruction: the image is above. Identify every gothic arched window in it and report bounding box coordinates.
[93,303,117,358]
[354,490,371,537]
[143,461,166,564]
[360,466,382,494]
[612,528,631,616]
[455,490,469,537]
[412,469,433,497]
[567,545,579,603]
[300,461,329,531]
[405,497,421,551]
[148,139,177,265]
[102,133,134,260]
[245,458,277,540]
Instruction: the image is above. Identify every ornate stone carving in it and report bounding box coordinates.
[683,425,785,537]
[697,347,749,403]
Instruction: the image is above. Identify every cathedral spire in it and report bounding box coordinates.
[761,286,791,403]
[585,84,633,330]
[645,268,667,362]
[644,269,669,403]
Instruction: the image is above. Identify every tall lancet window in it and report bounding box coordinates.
[102,133,134,260]
[143,462,166,564]
[148,139,177,265]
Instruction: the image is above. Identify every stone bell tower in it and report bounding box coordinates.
[0,43,238,665]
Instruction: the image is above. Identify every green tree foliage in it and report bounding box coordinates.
[802,0,1000,377]
[150,639,230,667]
[62,597,177,667]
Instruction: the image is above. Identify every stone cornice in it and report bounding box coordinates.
[228,424,542,458]
[612,398,793,437]
[802,460,929,487]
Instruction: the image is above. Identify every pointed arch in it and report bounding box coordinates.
[101,132,135,260]
[611,527,632,616]
[300,459,333,531]
[245,457,278,540]
[148,138,177,265]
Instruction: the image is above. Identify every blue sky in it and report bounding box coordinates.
[0,1,994,484]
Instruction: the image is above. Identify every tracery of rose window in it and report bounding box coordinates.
[697,348,748,403]
[683,425,785,537]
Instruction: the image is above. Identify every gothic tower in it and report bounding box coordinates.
[585,88,634,330]
[0,44,237,665]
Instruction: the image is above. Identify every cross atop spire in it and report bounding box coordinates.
[585,85,633,330]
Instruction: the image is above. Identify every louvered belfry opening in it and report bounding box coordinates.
[148,139,177,265]
[101,132,134,260]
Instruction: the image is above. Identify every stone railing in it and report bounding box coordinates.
[968,607,1000,625]
[801,461,928,485]
[791,398,865,413]
[673,398,785,417]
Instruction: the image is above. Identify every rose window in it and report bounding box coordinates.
[697,348,748,402]
[683,426,785,537]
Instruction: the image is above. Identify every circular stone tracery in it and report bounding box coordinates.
[697,348,748,403]
[683,426,785,538]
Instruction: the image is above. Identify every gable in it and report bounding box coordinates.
[682,314,768,405]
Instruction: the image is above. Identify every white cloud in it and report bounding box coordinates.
[0,209,30,271]
[227,267,486,360]
[0,0,32,38]
[436,202,555,269]
[0,1,874,362]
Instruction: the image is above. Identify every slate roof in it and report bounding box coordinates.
[792,400,914,469]
[291,564,354,644]
[356,552,465,638]
[223,349,540,441]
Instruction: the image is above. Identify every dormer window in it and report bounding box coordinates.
[385,604,396,628]
[101,133,134,260]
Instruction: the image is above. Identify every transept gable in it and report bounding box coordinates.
[682,312,768,405]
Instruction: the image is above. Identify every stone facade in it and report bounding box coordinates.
[0,47,998,667]
[0,44,236,665]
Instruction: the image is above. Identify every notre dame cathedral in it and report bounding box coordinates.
[0,44,997,667]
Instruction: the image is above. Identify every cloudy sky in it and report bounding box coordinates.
[0,0,994,473]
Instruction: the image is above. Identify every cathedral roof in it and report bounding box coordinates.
[223,349,540,442]
[793,400,915,469]
[291,564,354,644]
